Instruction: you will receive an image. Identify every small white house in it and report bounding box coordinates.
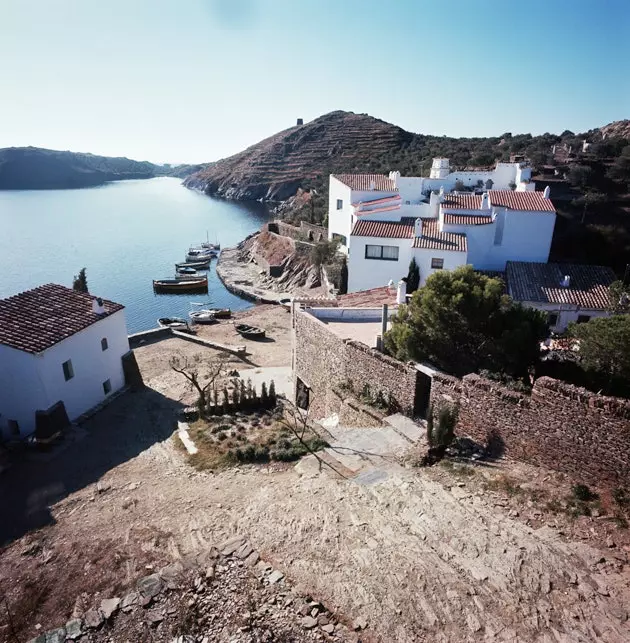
[0,284,129,439]
[505,262,617,331]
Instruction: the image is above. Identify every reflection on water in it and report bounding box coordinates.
[0,177,269,333]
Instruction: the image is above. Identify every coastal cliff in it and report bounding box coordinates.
[0,147,166,190]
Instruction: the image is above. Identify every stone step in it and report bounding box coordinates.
[383,413,426,443]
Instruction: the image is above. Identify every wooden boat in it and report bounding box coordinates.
[177,266,197,275]
[235,323,266,339]
[153,277,208,293]
[157,317,190,330]
[189,302,231,319]
[186,249,216,262]
[172,272,206,281]
[175,260,211,270]
[200,242,220,251]
[189,311,218,324]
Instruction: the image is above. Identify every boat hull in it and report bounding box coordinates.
[153,278,208,293]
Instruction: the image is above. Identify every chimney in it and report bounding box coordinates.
[414,218,423,237]
[543,185,551,199]
[396,280,407,304]
[92,297,106,315]
[369,180,375,190]
[560,275,571,288]
[296,118,303,126]
[480,192,489,209]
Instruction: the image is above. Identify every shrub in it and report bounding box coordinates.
[435,403,459,448]
[572,484,598,502]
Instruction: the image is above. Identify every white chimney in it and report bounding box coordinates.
[480,192,489,209]
[561,275,571,288]
[414,218,423,238]
[369,180,375,190]
[387,279,395,290]
[92,297,106,315]
[543,185,551,199]
[396,280,407,304]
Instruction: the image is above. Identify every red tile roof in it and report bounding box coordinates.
[444,213,494,225]
[489,190,556,212]
[352,194,401,207]
[506,262,617,309]
[0,284,125,354]
[413,219,467,252]
[351,218,415,239]
[441,194,483,210]
[336,286,399,308]
[333,174,398,192]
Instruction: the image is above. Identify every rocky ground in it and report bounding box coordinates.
[1,306,629,643]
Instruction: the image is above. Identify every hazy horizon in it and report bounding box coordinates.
[2,0,628,165]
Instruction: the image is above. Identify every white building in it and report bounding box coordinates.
[328,158,557,292]
[505,262,617,331]
[0,284,129,439]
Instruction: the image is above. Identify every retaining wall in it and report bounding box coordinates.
[430,372,630,488]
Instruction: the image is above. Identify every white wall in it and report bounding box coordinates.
[347,236,412,292]
[0,345,49,438]
[0,310,129,437]
[327,177,354,252]
[411,248,468,286]
[520,301,610,332]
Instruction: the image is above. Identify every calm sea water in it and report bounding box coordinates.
[0,177,269,333]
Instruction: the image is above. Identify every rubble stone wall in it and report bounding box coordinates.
[430,372,630,488]
[294,309,419,419]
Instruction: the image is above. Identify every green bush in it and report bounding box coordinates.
[572,484,598,502]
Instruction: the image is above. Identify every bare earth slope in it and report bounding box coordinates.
[183,111,413,201]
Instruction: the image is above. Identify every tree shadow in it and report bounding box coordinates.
[0,386,184,546]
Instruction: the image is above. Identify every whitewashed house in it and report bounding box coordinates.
[505,262,617,331]
[328,158,557,293]
[0,284,129,439]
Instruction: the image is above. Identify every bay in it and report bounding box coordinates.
[0,177,269,333]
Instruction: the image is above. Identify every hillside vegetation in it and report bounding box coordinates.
[0,147,167,190]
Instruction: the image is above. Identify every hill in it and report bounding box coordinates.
[0,147,167,190]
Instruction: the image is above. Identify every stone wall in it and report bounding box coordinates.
[266,220,327,243]
[294,308,419,419]
[430,372,630,488]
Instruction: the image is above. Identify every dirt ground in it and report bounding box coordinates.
[1,305,629,642]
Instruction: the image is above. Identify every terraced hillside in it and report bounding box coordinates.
[184,111,414,201]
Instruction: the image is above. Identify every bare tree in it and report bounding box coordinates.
[170,354,228,411]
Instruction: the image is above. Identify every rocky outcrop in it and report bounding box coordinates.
[599,120,630,140]
[0,147,166,190]
[183,110,413,201]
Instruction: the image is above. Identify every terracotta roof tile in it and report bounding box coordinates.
[441,194,483,210]
[506,262,616,309]
[444,213,494,225]
[333,174,398,192]
[413,219,467,252]
[351,218,414,239]
[336,286,399,308]
[0,284,125,354]
[489,190,556,212]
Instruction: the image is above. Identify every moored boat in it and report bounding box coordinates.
[235,323,266,339]
[186,248,216,262]
[176,266,198,275]
[153,276,208,293]
[175,260,211,270]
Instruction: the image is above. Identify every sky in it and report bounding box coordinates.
[1,0,628,164]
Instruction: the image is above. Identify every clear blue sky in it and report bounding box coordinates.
[1,0,628,164]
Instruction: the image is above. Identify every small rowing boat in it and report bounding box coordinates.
[189,311,218,324]
[153,276,208,293]
[175,260,211,269]
[189,302,231,319]
[177,266,198,275]
[235,323,266,339]
[186,248,217,262]
[158,317,190,331]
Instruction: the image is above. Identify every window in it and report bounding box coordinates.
[365,244,399,261]
[493,211,505,246]
[101,337,108,351]
[62,360,74,381]
[431,258,444,269]
[577,314,591,324]
[331,233,347,245]
[336,199,343,210]
[7,420,19,436]
[547,313,559,327]
[103,379,112,395]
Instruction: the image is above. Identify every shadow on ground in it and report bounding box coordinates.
[0,387,183,546]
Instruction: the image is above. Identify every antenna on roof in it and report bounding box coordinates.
[560,275,571,288]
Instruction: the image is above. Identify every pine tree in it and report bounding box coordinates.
[72,267,88,293]
[268,380,276,404]
[407,258,420,294]
[339,257,348,295]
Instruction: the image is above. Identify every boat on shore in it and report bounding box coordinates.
[175,260,211,270]
[189,310,218,324]
[235,323,265,339]
[158,317,190,331]
[153,276,208,293]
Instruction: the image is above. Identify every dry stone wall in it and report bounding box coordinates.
[294,309,419,419]
[430,372,630,488]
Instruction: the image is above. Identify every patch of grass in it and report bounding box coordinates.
[571,484,598,502]
[611,514,629,529]
[612,487,629,508]
[545,499,563,514]
[485,474,522,496]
